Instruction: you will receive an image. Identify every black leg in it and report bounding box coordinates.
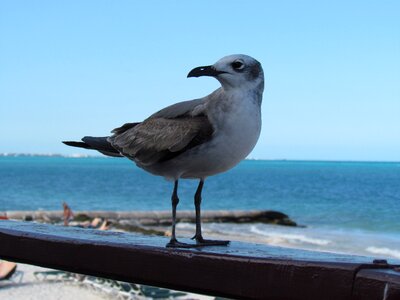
[166,180,195,248]
[193,179,204,238]
[192,179,230,246]
[171,180,179,241]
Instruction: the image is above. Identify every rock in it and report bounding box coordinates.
[115,220,165,236]
[24,215,33,221]
[5,210,298,227]
[73,214,91,222]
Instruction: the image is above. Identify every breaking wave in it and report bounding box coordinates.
[366,247,400,259]
[250,225,331,246]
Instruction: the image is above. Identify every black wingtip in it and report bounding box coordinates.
[62,141,91,149]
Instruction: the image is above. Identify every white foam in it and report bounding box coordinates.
[68,153,90,158]
[366,247,400,259]
[176,223,195,229]
[250,226,331,246]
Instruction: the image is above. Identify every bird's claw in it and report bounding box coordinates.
[166,238,199,248]
[166,237,230,248]
[192,234,230,246]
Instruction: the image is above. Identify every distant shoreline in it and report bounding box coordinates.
[1,153,399,163]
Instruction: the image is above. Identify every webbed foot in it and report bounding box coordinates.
[192,235,230,246]
[166,238,198,248]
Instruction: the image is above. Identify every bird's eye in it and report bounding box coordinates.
[231,60,244,71]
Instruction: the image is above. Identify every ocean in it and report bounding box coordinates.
[1,156,399,260]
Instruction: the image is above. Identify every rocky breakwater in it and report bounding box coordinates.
[4,210,298,235]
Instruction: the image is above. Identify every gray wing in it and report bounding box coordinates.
[111,99,204,136]
[109,116,213,166]
[150,88,222,119]
[149,98,204,119]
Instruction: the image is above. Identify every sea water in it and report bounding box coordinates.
[1,156,399,259]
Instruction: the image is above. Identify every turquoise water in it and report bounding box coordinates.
[1,156,399,259]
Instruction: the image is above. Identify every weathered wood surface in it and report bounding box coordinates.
[0,220,399,300]
[353,268,400,300]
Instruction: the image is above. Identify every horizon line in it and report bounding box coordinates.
[0,152,399,164]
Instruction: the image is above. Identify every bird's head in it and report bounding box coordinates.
[187,54,264,91]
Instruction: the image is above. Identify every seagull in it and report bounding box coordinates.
[63,54,264,248]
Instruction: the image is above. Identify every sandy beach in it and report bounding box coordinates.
[0,263,108,300]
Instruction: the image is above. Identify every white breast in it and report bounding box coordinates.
[189,90,262,175]
[213,96,261,162]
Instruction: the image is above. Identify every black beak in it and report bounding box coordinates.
[187,65,226,78]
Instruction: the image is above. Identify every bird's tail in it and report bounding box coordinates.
[63,136,123,157]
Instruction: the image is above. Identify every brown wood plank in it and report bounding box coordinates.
[0,220,398,300]
[352,268,400,300]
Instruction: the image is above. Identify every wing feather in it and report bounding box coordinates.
[109,116,213,165]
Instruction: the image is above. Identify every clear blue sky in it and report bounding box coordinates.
[1,1,399,161]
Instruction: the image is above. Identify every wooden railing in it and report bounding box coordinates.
[0,220,399,300]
